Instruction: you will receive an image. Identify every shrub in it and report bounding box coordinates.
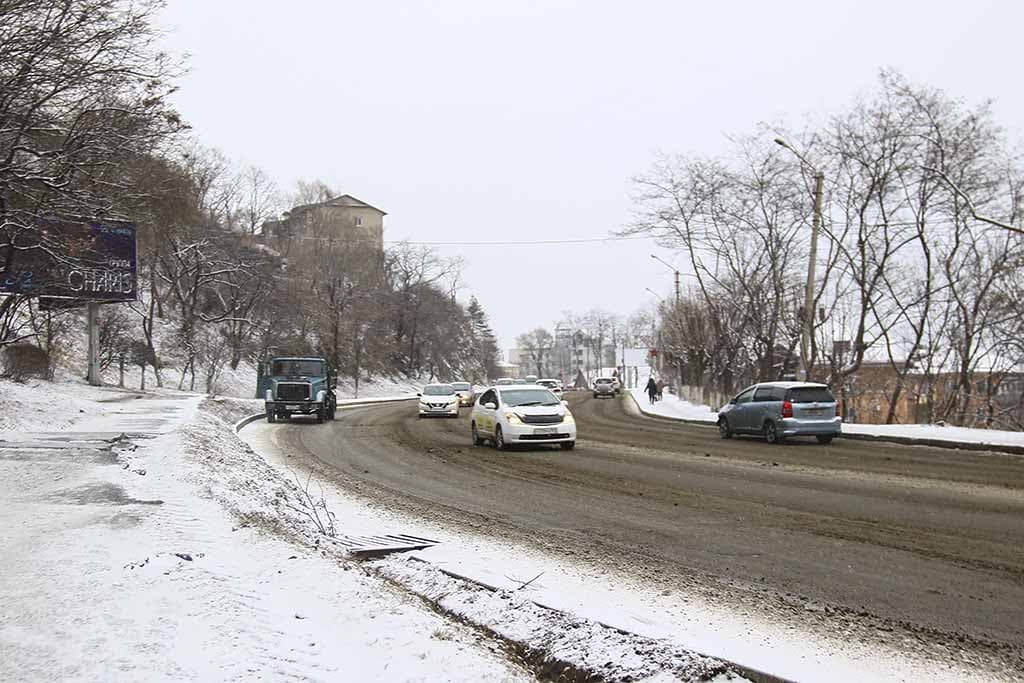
[2,344,50,382]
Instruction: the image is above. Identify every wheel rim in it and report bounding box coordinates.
[719,419,728,436]
[766,424,776,442]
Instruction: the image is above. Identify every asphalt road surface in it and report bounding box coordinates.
[266,392,1024,675]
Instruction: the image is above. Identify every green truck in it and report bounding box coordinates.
[257,356,338,423]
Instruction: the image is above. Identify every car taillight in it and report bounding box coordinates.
[782,400,793,418]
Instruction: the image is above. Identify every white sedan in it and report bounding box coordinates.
[470,385,576,450]
[536,378,563,398]
[418,383,460,418]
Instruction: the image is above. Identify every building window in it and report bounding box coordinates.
[355,216,363,226]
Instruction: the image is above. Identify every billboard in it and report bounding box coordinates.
[1,218,137,301]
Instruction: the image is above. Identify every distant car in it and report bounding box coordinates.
[418,383,460,418]
[523,375,539,384]
[495,378,514,386]
[536,379,562,398]
[592,376,618,398]
[452,381,475,407]
[513,378,527,385]
[471,385,575,450]
[717,381,842,444]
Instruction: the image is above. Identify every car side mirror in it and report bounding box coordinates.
[562,400,569,407]
[483,402,497,410]
[730,399,736,404]
[416,392,422,397]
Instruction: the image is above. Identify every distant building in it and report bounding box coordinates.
[263,194,385,251]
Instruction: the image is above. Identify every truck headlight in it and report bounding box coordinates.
[316,390,326,403]
[265,389,273,402]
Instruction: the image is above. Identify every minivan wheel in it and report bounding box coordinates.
[764,421,783,444]
[816,435,834,444]
[718,418,732,439]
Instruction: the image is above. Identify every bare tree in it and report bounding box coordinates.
[516,328,555,377]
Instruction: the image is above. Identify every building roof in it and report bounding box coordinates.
[289,194,387,217]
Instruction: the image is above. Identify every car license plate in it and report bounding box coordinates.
[286,404,300,410]
[534,427,557,435]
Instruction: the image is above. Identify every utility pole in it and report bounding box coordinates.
[774,137,824,382]
[674,270,680,305]
[802,171,824,382]
[86,302,101,386]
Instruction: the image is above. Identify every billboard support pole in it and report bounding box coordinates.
[87,302,101,386]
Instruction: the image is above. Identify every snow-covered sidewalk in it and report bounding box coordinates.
[629,387,1024,453]
[0,382,526,681]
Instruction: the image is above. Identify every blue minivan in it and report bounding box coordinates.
[717,382,842,444]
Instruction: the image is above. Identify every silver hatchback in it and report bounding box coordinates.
[717,382,842,444]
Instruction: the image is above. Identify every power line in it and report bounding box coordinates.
[383,235,652,246]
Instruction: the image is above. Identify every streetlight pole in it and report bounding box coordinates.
[774,137,824,382]
[650,254,680,305]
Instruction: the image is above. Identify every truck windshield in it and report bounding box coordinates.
[272,360,323,376]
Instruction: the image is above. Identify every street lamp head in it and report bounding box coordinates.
[773,137,790,149]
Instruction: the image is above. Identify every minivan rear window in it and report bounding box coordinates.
[786,387,835,403]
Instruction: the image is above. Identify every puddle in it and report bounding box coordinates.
[50,482,163,507]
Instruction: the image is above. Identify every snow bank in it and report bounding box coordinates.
[0,390,528,681]
[629,386,1024,450]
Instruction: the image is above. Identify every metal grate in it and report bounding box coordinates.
[520,413,563,425]
[336,533,438,557]
[276,382,310,401]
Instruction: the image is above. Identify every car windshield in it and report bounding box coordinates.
[501,388,560,407]
[271,360,323,376]
[787,386,835,403]
[423,384,454,396]
[452,382,471,391]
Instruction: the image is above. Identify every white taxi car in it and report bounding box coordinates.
[418,383,460,418]
[470,385,576,450]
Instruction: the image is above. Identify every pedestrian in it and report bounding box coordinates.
[645,376,658,405]
[656,378,665,401]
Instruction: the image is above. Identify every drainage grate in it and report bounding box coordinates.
[336,533,438,557]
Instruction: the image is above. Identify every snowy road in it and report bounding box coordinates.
[258,393,1024,678]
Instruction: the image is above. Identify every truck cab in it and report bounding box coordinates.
[258,356,337,424]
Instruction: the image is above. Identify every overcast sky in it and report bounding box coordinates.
[156,0,1020,352]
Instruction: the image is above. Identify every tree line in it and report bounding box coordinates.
[0,0,500,391]
[628,71,1024,428]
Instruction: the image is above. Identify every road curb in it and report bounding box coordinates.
[626,392,1024,456]
[392,557,794,683]
[234,395,418,434]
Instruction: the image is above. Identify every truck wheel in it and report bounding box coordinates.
[267,412,276,424]
[560,441,575,451]
[316,408,324,424]
[816,435,834,444]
